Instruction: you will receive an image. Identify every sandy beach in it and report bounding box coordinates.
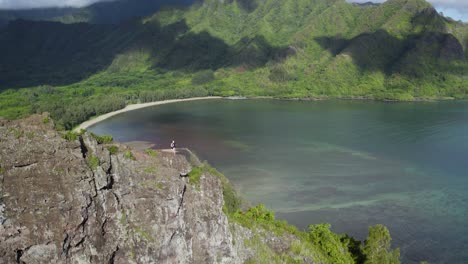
[74,96,223,131]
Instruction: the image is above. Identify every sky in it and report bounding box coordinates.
[0,0,466,22]
[0,0,113,9]
[350,0,468,22]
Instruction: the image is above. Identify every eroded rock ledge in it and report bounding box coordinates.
[0,114,313,264]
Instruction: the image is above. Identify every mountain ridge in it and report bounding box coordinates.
[0,0,196,27]
[0,0,466,128]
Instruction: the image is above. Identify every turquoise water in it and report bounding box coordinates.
[89,99,468,263]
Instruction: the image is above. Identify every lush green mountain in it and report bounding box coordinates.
[0,7,77,27]
[0,0,195,26]
[0,0,467,128]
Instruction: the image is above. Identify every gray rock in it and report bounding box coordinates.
[0,114,316,264]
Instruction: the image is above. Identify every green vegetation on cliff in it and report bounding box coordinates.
[0,0,467,128]
[198,162,401,264]
[228,202,400,263]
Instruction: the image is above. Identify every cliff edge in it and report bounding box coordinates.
[0,114,317,263]
[0,114,400,264]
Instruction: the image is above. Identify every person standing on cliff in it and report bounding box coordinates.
[171,140,176,153]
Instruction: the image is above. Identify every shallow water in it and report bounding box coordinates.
[89,99,468,264]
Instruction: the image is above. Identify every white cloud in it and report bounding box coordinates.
[0,0,113,9]
[0,0,467,22]
[432,4,468,22]
[430,0,468,9]
[348,0,468,22]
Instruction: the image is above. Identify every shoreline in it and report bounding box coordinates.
[74,96,223,131]
[74,95,459,132]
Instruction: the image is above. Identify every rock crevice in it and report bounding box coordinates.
[0,114,252,263]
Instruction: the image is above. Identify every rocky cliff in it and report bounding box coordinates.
[0,114,321,264]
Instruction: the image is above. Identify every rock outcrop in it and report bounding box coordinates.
[0,114,254,263]
[0,114,327,264]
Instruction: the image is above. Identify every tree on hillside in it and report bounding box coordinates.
[307,223,355,263]
[363,224,400,264]
[192,70,215,85]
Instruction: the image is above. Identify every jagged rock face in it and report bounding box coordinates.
[0,114,248,263]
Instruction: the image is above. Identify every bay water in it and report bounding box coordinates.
[90,99,468,264]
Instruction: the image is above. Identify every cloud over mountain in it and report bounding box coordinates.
[430,0,468,9]
[0,0,113,9]
[349,0,467,21]
[0,0,466,21]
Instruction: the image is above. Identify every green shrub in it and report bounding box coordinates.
[62,131,78,141]
[87,155,100,170]
[307,224,355,263]
[188,166,203,185]
[144,167,157,173]
[342,234,366,264]
[363,224,400,264]
[91,132,113,144]
[14,129,24,139]
[244,204,275,222]
[268,66,296,83]
[42,117,50,124]
[25,132,35,139]
[145,148,158,157]
[107,145,119,155]
[192,70,215,85]
[8,128,23,139]
[124,151,136,160]
[223,183,242,214]
[155,182,164,189]
[231,204,276,229]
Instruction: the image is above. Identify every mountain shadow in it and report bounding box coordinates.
[0,19,290,89]
[314,29,466,78]
[0,0,197,27]
[68,0,196,24]
[465,37,468,58]
[234,0,260,12]
[0,7,78,27]
[146,20,291,71]
[0,19,137,89]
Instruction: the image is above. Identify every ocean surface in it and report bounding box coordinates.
[89,99,468,264]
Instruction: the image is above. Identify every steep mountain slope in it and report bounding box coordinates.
[0,0,467,125]
[0,0,195,27]
[0,7,77,27]
[165,0,466,98]
[0,20,139,88]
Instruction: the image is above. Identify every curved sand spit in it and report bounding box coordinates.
[74,96,223,132]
